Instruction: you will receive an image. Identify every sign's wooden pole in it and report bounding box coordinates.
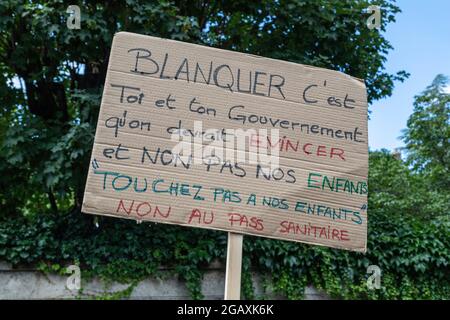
[224,232,243,300]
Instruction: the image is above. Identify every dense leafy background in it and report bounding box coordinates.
[0,0,448,299]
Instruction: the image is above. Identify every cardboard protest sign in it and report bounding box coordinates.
[82,32,368,252]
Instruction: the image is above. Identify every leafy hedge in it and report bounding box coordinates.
[0,151,448,299]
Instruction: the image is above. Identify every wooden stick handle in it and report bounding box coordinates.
[224,232,244,300]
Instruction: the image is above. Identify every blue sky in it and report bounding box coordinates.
[369,0,450,151]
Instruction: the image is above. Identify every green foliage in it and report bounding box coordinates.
[204,0,409,102]
[401,74,450,190]
[90,283,138,300]
[370,149,449,221]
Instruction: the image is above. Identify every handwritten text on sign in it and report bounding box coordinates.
[82,32,368,252]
